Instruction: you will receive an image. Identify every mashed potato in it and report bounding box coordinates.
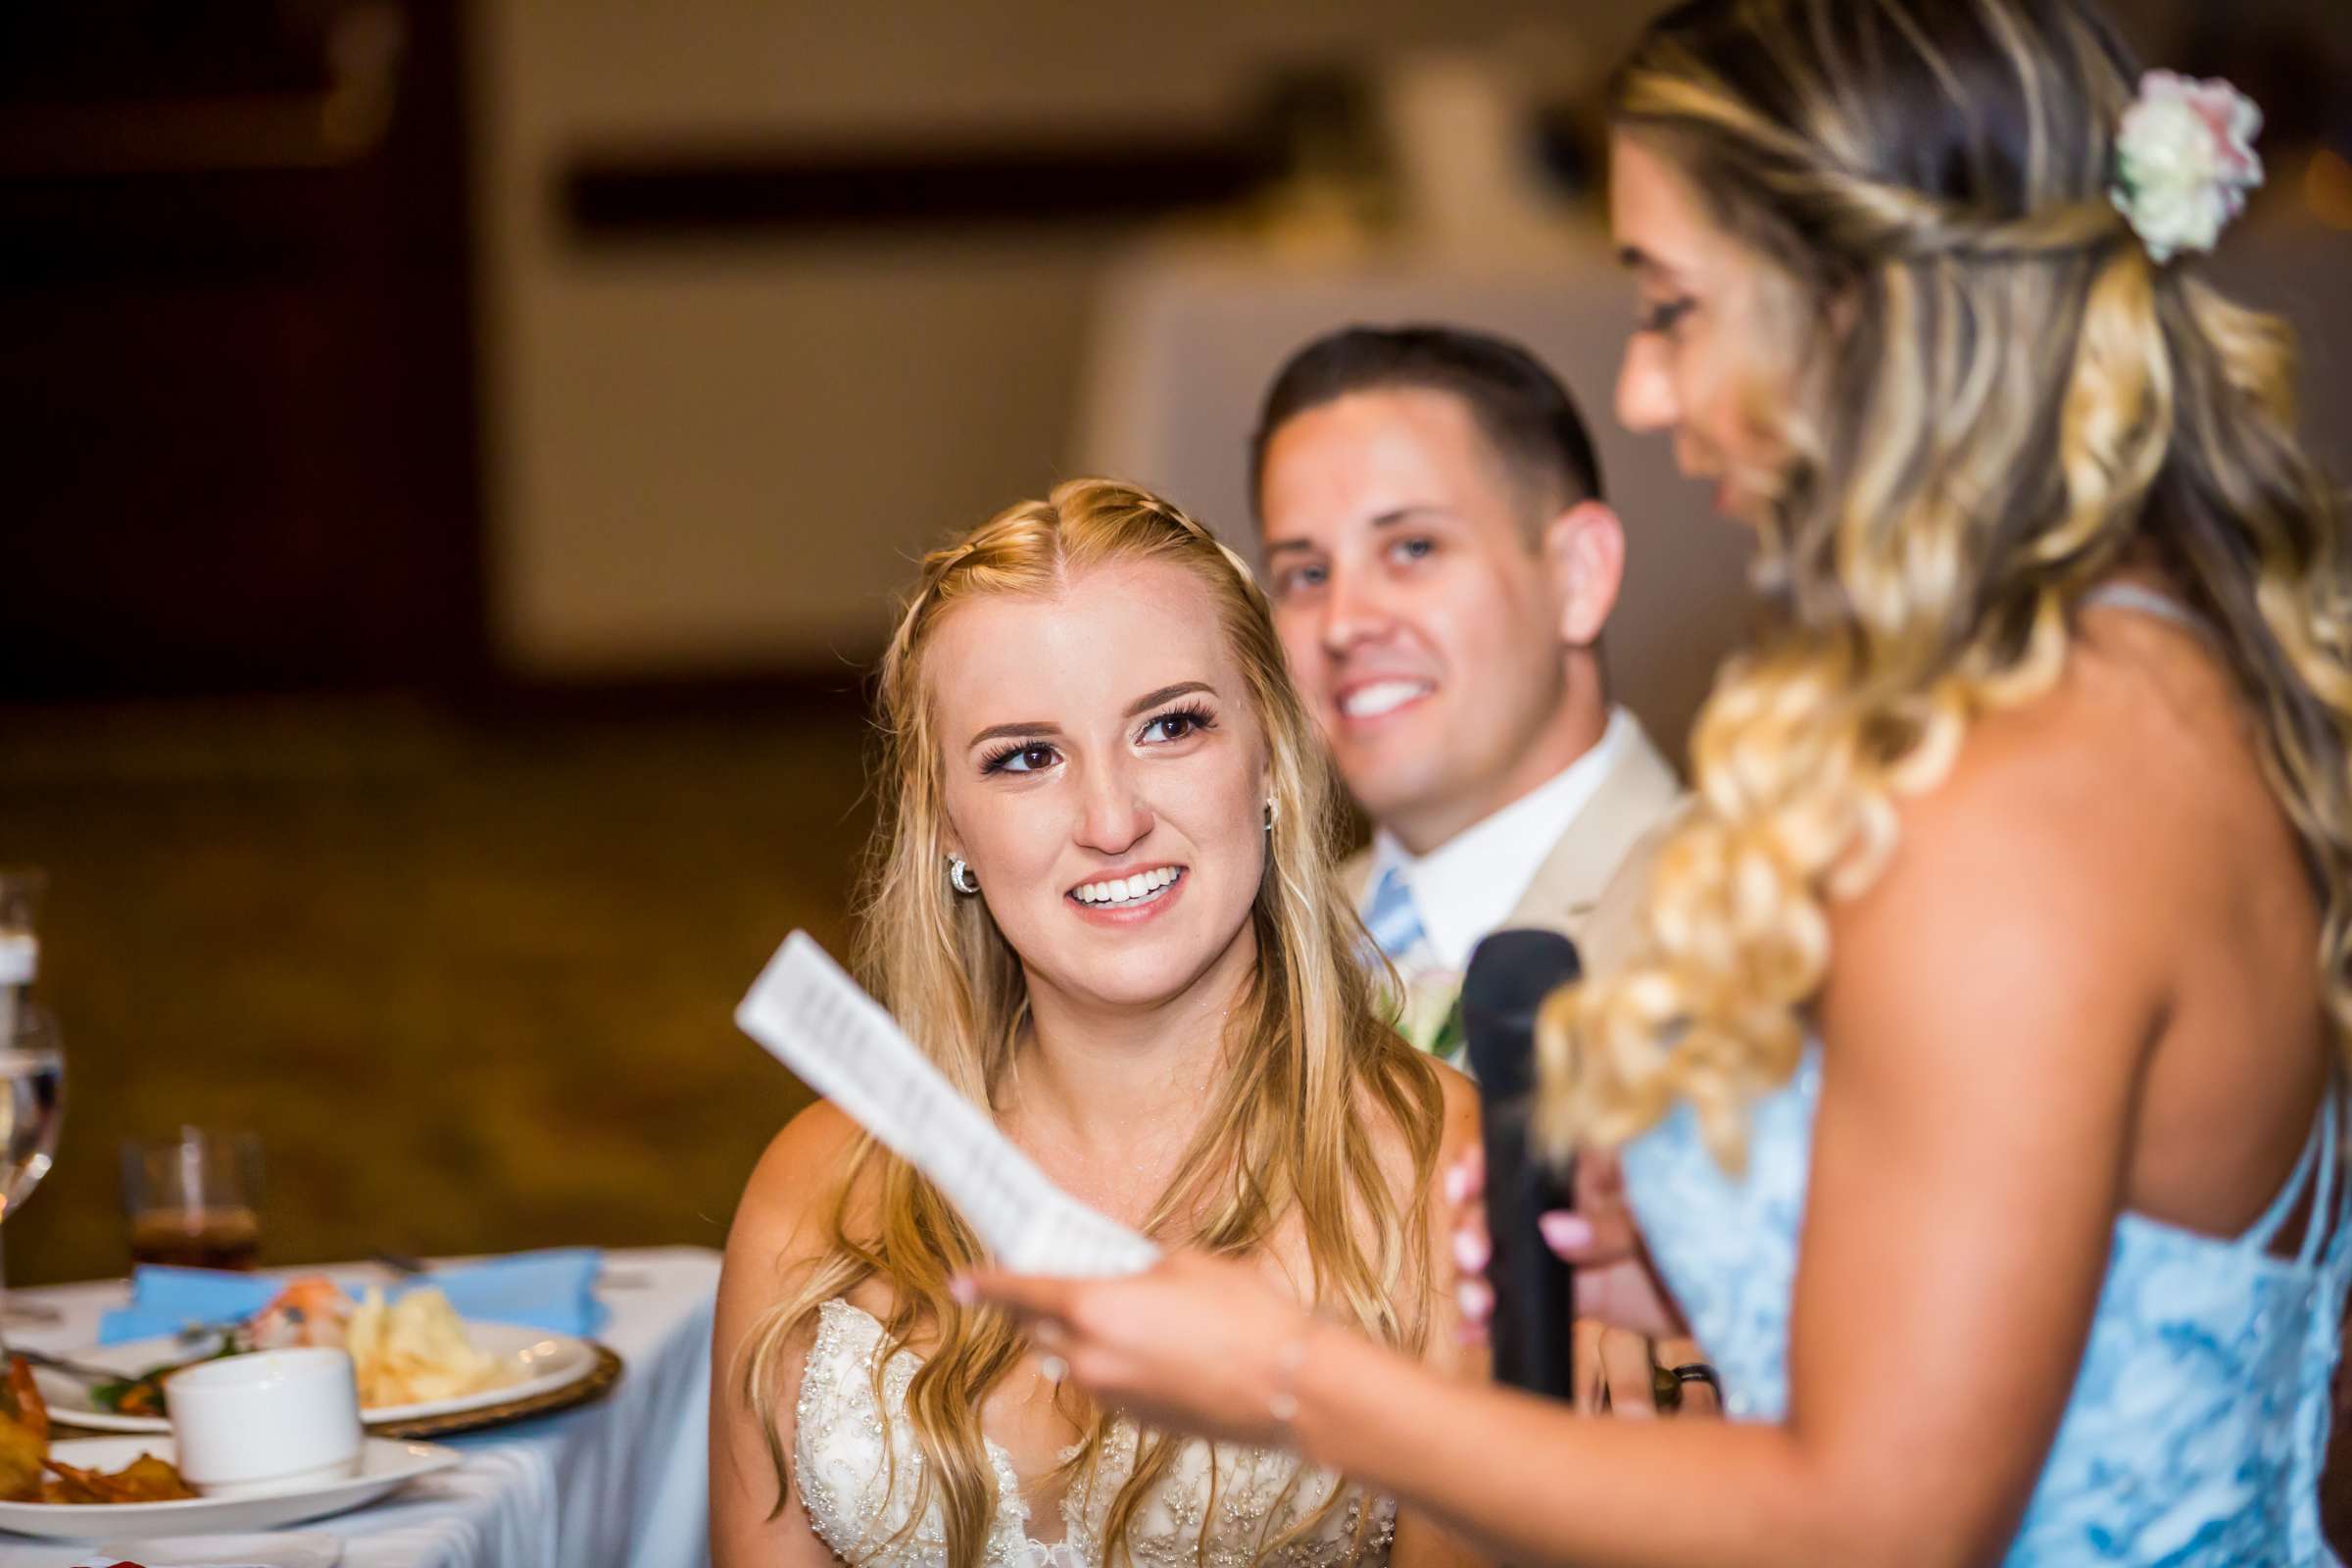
[345,1288,517,1407]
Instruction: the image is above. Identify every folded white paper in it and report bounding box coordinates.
[736,931,1158,1278]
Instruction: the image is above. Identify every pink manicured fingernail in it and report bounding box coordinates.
[1455,1278,1494,1324]
[1451,1226,1491,1274]
[1444,1160,1476,1206]
[1538,1212,1592,1256]
[949,1275,976,1304]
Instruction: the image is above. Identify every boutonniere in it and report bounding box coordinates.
[1394,969,1467,1061]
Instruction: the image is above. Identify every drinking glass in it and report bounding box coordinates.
[0,1009,67,1333]
[0,868,45,1049]
[122,1129,265,1271]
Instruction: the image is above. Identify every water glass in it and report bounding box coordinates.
[0,868,45,1039]
[0,1009,64,1330]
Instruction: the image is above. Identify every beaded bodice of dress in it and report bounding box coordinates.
[793,1298,1396,1568]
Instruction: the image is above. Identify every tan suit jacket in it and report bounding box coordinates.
[1342,717,1685,956]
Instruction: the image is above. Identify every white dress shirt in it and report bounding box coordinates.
[1362,706,1637,973]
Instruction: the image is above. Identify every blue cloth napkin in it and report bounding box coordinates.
[98,1247,609,1345]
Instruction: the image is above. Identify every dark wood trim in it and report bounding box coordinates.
[457,668,876,724]
[561,133,1283,240]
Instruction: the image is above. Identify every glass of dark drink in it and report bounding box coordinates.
[122,1129,263,1271]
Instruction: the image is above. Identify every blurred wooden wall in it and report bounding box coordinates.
[0,1,486,699]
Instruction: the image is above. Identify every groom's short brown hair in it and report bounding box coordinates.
[1249,325,1606,537]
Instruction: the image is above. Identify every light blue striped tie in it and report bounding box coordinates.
[1362,863,1429,963]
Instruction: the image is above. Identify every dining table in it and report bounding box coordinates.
[0,1245,719,1568]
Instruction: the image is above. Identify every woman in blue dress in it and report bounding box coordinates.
[966,0,2352,1561]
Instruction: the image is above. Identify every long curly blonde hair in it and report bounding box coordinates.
[1540,0,2352,1167]
[740,479,1442,1568]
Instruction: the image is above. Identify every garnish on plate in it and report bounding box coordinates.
[88,1334,239,1419]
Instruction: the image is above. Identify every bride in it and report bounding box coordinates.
[710,479,1480,1568]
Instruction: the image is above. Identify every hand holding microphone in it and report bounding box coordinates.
[1460,928,1585,1399]
[1447,1152,1680,1329]
[1457,928,1716,1414]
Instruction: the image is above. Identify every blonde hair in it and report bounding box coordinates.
[1541,0,2352,1166]
[740,479,1442,1568]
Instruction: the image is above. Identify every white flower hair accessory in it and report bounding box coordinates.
[2110,70,2265,264]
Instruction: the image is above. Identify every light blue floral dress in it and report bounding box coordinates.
[1619,582,2350,1563]
[1623,1043,2350,1565]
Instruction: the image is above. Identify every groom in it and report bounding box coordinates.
[1250,324,1681,1058]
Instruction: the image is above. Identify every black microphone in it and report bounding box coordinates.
[1461,927,1582,1400]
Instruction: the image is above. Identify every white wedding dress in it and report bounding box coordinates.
[794,1298,1396,1568]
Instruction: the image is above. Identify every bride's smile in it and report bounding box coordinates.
[714,482,1470,1568]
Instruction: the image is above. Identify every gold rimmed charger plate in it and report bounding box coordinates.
[364,1344,625,1439]
[50,1345,625,1442]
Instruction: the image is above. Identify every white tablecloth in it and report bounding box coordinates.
[5,1246,718,1568]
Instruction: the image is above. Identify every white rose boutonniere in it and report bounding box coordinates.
[2110,71,2263,264]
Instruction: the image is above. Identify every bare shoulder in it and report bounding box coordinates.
[712,1102,870,1412]
[711,1108,863,1564]
[1430,1059,1481,1166]
[1824,624,2272,1072]
[723,1101,871,1286]
[1871,620,2272,927]
[1353,1050,1480,1206]
[747,1098,864,1207]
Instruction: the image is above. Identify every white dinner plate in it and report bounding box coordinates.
[37,1324,598,1434]
[0,1436,458,1540]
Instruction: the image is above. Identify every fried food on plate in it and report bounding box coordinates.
[0,1356,49,1500]
[39,1451,197,1504]
[0,1356,198,1504]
